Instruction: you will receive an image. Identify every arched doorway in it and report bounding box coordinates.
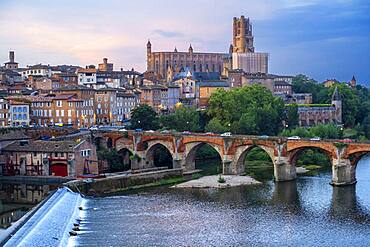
[146,143,173,169]
[235,146,274,181]
[185,143,222,175]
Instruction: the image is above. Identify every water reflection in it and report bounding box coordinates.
[0,183,57,229]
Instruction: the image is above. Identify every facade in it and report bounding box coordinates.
[8,100,30,126]
[167,85,180,111]
[297,87,342,126]
[196,80,230,108]
[95,88,118,125]
[20,65,52,79]
[232,52,268,74]
[0,97,9,126]
[292,93,312,104]
[52,85,96,127]
[273,80,293,95]
[116,92,137,121]
[1,139,98,177]
[139,85,168,112]
[146,41,229,82]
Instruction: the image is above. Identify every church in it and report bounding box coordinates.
[146,16,268,82]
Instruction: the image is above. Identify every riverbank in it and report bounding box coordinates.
[173,175,261,188]
[66,168,183,196]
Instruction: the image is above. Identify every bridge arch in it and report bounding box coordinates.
[184,142,223,171]
[288,146,333,168]
[145,143,174,169]
[233,145,275,175]
[117,148,134,171]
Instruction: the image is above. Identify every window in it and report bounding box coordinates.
[56,101,62,107]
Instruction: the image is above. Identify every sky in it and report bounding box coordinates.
[0,0,369,86]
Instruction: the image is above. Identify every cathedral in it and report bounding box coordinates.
[146,15,268,82]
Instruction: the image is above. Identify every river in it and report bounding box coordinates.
[71,156,370,247]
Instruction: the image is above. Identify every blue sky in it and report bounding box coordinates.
[0,0,369,85]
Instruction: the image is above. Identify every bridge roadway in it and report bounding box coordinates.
[93,130,370,186]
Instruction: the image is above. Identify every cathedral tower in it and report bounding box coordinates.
[232,15,254,53]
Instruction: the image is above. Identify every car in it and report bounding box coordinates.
[182,131,191,135]
[287,136,301,140]
[146,130,155,133]
[89,126,98,131]
[221,132,232,137]
[205,132,216,136]
[118,128,128,132]
[310,137,321,141]
[339,138,353,143]
[161,130,170,134]
[259,135,269,139]
[135,128,143,132]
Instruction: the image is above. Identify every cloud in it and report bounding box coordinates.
[152,29,184,38]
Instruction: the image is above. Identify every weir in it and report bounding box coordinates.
[4,187,84,247]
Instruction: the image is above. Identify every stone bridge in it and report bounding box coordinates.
[94,131,370,186]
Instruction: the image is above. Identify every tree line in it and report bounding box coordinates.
[130,75,370,139]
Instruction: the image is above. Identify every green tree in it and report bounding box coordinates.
[207,84,285,135]
[160,107,201,132]
[310,124,341,139]
[130,104,159,130]
[363,116,370,139]
[285,104,299,128]
[328,83,359,127]
[205,118,229,133]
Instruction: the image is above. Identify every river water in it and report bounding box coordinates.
[73,157,370,246]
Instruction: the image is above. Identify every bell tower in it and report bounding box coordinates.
[232,15,254,53]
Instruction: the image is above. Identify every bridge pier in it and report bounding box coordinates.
[331,158,356,186]
[273,157,296,182]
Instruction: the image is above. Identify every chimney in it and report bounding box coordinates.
[9,51,15,63]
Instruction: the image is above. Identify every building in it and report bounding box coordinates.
[0,68,22,85]
[20,64,53,79]
[139,85,168,112]
[98,58,113,72]
[8,99,30,126]
[95,88,118,125]
[230,16,269,74]
[323,79,339,88]
[297,87,342,126]
[167,85,180,111]
[273,80,293,95]
[4,51,19,70]
[77,67,97,88]
[116,92,138,121]
[292,93,312,104]
[52,85,96,127]
[1,139,98,177]
[196,80,230,108]
[146,41,228,82]
[232,15,254,53]
[232,52,268,74]
[0,97,9,126]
